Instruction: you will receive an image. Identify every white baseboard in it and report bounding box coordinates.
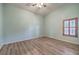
[48,36,79,45]
[3,36,43,45]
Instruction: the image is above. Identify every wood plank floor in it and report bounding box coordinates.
[0,37,79,55]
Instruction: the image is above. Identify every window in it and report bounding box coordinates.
[63,17,78,37]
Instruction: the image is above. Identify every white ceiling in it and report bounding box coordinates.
[6,3,70,16]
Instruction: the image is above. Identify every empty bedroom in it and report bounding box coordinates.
[0,3,79,55]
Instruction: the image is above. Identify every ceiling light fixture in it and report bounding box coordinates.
[32,3,46,8]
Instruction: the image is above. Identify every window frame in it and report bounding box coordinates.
[63,17,78,37]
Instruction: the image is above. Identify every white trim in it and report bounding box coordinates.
[3,36,43,45]
[48,36,79,45]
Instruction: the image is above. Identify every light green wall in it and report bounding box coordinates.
[3,4,44,44]
[1,3,79,45]
[45,4,79,44]
[0,3,3,44]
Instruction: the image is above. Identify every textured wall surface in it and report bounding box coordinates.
[45,4,79,44]
[0,4,3,44]
[3,4,44,44]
